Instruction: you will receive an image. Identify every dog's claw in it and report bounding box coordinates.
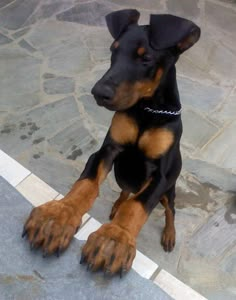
[120,267,126,279]
[42,250,48,258]
[80,254,86,264]
[56,247,61,258]
[30,242,34,251]
[87,263,93,271]
[22,227,27,238]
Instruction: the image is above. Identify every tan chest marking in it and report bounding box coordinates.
[138,128,174,159]
[110,112,138,144]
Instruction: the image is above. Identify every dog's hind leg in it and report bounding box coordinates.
[160,185,176,252]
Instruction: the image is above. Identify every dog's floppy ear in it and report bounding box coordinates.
[149,14,201,53]
[106,9,140,39]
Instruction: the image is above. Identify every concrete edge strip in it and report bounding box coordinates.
[0,149,207,299]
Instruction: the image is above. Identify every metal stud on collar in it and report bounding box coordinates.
[144,107,182,115]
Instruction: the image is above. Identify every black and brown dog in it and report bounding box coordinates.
[22,9,200,277]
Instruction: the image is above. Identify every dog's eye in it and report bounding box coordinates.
[142,54,153,62]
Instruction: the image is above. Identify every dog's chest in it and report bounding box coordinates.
[110,112,174,159]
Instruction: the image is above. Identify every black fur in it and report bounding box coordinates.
[81,10,200,215]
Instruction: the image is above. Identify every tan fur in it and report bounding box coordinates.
[110,112,139,144]
[135,68,163,98]
[137,47,146,56]
[64,161,108,214]
[113,197,148,238]
[160,195,176,251]
[111,69,164,110]
[138,128,174,159]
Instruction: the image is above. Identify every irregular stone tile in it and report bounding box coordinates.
[137,205,206,278]
[0,0,15,9]
[106,0,163,10]
[23,1,77,26]
[57,1,114,26]
[82,27,112,63]
[220,249,236,275]
[83,27,112,48]
[88,180,119,224]
[48,38,92,75]
[43,73,56,79]
[0,0,39,30]
[26,20,83,56]
[200,120,236,172]
[178,249,224,295]
[214,87,236,123]
[0,96,80,157]
[166,0,200,18]
[43,77,75,94]
[177,77,225,112]
[183,158,236,192]
[79,94,113,128]
[18,39,36,53]
[188,206,236,258]
[90,47,110,63]
[181,109,219,149]
[206,289,236,300]
[218,0,236,3]
[205,1,236,36]
[0,32,13,45]
[12,27,31,39]
[17,149,82,196]
[176,57,218,86]
[27,22,92,75]
[48,120,98,163]
[183,30,217,73]
[208,43,236,84]
[0,48,41,112]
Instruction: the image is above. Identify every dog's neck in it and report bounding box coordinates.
[142,66,181,112]
[125,66,182,125]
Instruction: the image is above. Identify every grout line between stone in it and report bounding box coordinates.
[15,171,32,188]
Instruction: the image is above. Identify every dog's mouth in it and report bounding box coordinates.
[95,95,138,112]
[96,98,117,111]
[94,95,117,111]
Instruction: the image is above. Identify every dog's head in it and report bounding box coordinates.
[92,9,200,111]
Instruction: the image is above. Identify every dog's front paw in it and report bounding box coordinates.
[22,200,82,256]
[81,223,136,277]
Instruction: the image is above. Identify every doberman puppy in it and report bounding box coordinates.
[22,9,200,277]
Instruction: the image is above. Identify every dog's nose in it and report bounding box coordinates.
[91,83,114,104]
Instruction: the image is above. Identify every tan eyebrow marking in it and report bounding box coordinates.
[137,47,146,56]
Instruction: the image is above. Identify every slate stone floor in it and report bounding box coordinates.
[0,176,171,300]
[0,1,236,299]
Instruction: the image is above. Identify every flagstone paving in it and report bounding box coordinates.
[0,1,236,299]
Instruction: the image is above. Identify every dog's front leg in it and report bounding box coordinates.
[81,175,169,276]
[22,134,121,256]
